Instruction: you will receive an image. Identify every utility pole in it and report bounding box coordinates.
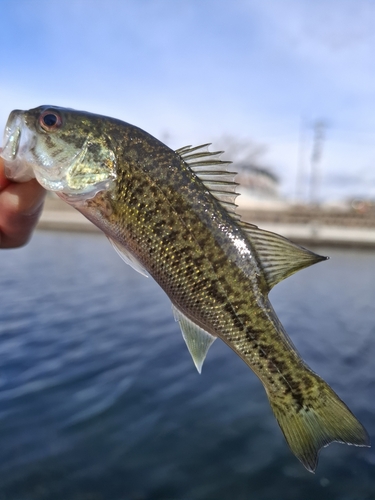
[309,120,326,206]
[295,116,307,203]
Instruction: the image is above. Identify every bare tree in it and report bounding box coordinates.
[213,135,269,171]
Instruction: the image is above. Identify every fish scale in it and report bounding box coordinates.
[1,104,370,472]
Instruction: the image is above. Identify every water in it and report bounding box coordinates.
[0,231,374,500]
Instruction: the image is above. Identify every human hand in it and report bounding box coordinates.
[0,154,46,248]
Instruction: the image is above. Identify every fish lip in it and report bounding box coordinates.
[1,110,22,163]
[0,110,36,182]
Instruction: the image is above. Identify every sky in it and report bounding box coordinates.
[1,0,375,202]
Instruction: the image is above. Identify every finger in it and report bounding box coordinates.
[0,158,46,248]
[0,178,46,216]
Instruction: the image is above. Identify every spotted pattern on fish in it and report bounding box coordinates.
[1,104,370,473]
[80,130,331,409]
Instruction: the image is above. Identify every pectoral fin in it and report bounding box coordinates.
[107,237,148,277]
[172,305,216,373]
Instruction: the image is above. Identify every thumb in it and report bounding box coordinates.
[0,153,11,190]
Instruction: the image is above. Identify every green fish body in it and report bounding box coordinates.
[1,106,369,471]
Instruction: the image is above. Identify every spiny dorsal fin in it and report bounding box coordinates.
[171,304,216,373]
[176,144,240,219]
[239,221,328,290]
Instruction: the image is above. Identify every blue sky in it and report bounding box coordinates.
[1,0,374,201]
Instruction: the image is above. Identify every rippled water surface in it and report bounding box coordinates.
[0,231,374,499]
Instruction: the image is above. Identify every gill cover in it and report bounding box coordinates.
[1,106,117,199]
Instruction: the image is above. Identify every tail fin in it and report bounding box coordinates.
[268,373,370,472]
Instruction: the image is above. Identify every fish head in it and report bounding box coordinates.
[1,105,117,201]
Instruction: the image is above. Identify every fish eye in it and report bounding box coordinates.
[39,110,62,131]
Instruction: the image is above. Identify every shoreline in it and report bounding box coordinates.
[36,197,375,249]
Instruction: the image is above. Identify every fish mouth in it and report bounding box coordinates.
[0,110,36,182]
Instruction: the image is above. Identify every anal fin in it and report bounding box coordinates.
[172,305,216,373]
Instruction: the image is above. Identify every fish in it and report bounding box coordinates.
[0,105,370,471]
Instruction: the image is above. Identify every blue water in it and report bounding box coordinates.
[0,231,374,500]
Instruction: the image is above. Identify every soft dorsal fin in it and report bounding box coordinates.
[176,144,241,219]
[172,304,216,373]
[177,144,326,289]
[107,236,148,277]
[239,221,328,290]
